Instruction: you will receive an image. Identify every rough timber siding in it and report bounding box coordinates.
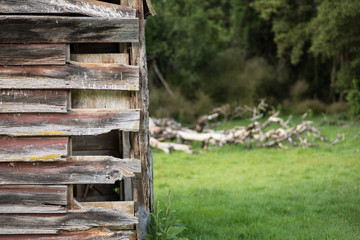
[0,0,153,239]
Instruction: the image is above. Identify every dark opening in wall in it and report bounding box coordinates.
[70,43,121,54]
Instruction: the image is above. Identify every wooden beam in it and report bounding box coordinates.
[0,157,141,184]
[0,109,140,136]
[0,137,68,162]
[0,207,138,235]
[0,64,139,91]
[0,16,139,43]
[0,185,67,205]
[0,44,66,66]
[0,90,68,113]
[0,0,137,18]
[0,229,135,239]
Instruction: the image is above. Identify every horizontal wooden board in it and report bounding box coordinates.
[0,16,139,43]
[0,207,138,235]
[80,201,134,216]
[0,185,67,205]
[0,137,68,162]
[0,63,139,91]
[0,44,66,66]
[0,229,135,239]
[0,157,141,184]
[0,0,136,18]
[0,109,140,136]
[0,90,68,113]
[0,205,66,214]
[72,90,131,110]
[71,54,129,64]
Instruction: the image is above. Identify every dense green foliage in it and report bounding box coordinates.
[146,0,360,121]
[153,119,360,239]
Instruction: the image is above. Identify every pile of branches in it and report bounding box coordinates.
[150,100,345,154]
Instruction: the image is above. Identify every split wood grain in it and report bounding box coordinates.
[0,64,139,91]
[0,229,135,240]
[0,90,68,113]
[0,137,68,162]
[0,0,136,18]
[0,44,66,66]
[0,16,139,43]
[0,109,140,136]
[0,207,138,235]
[0,157,141,184]
[0,185,67,205]
[80,201,134,216]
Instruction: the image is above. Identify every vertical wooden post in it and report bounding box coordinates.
[128,0,153,238]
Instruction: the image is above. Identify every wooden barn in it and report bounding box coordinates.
[0,0,154,239]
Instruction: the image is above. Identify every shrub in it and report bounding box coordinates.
[293,99,326,115]
[326,102,349,115]
[150,87,214,123]
[147,190,187,240]
[346,80,360,119]
[290,80,309,102]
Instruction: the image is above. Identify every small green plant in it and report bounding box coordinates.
[146,190,187,240]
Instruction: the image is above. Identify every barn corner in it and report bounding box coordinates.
[0,0,153,239]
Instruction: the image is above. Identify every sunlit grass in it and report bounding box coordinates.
[152,119,360,239]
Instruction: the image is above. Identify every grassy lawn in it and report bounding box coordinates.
[152,119,360,239]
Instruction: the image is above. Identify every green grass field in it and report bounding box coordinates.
[152,119,360,239]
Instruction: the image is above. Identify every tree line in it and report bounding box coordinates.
[146,0,360,121]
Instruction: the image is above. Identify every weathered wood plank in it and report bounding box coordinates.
[0,16,139,43]
[0,137,68,162]
[71,54,129,64]
[0,157,141,184]
[0,185,67,206]
[0,90,68,113]
[0,44,66,66]
[0,64,139,91]
[0,205,66,214]
[0,207,138,235]
[0,109,140,136]
[0,229,135,239]
[80,201,134,216]
[0,0,136,18]
[72,90,131,110]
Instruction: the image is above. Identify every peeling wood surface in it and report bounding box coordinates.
[0,16,139,43]
[71,54,129,64]
[0,109,140,136]
[0,90,68,113]
[0,64,139,91]
[80,201,134,216]
[0,185,67,205]
[0,229,135,240]
[0,44,66,66]
[0,157,141,184]
[0,137,68,162]
[0,0,136,18]
[0,207,138,235]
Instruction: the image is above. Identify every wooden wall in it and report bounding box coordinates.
[0,0,153,239]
